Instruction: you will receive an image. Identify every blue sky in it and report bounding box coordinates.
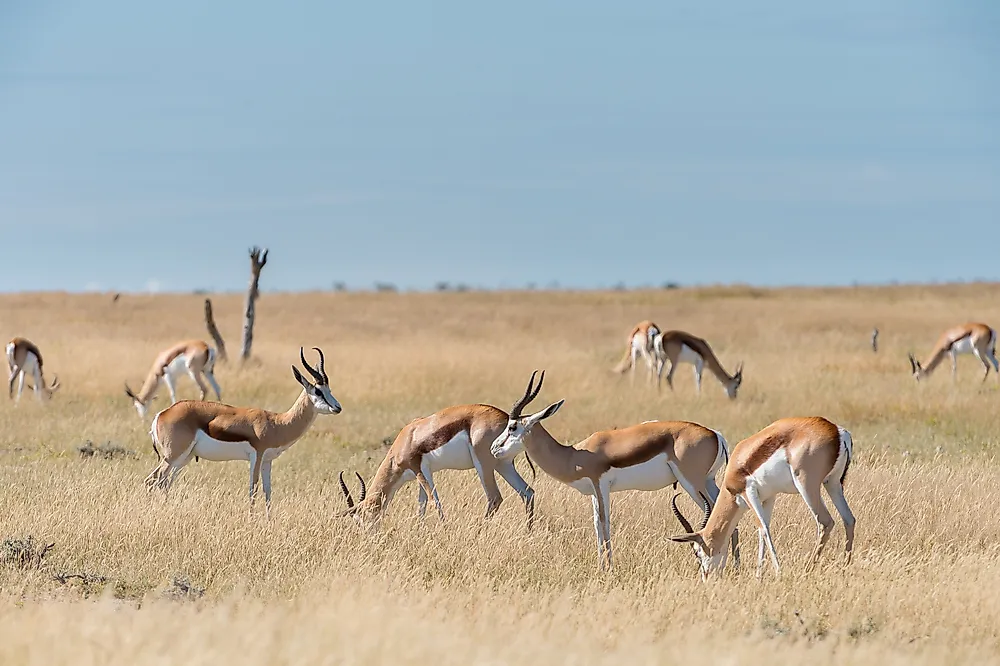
[1,1,998,292]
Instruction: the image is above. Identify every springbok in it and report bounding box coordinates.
[483,370,739,571]
[144,347,341,515]
[336,404,537,527]
[669,416,855,580]
[125,340,221,418]
[653,330,743,399]
[908,322,999,383]
[613,320,661,386]
[6,337,60,402]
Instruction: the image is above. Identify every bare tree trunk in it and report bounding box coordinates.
[240,247,268,362]
[204,298,228,363]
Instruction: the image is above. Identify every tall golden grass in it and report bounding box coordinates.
[2,285,1000,664]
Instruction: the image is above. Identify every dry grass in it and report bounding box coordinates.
[2,285,1000,664]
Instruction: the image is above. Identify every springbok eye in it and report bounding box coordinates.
[509,424,517,433]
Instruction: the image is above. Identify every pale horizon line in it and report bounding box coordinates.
[3,279,999,298]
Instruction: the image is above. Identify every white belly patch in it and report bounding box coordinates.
[675,344,702,365]
[425,431,474,472]
[165,354,189,376]
[18,352,40,376]
[606,453,676,492]
[263,444,292,461]
[951,337,974,355]
[191,430,254,462]
[746,448,797,499]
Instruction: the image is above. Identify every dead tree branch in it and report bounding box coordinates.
[204,298,228,363]
[240,247,268,362]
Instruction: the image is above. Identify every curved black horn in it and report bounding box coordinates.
[510,370,537,419]
[671,493,695,533]
[510,370,545,419]
[356,472,366,502]
[339,471,354,508]
[312,347,328,383]
[698,491,713,531]
[300,347,324,384]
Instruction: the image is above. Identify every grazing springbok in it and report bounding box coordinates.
[125,339,222,417]
[669,416,855,580]
[144,347,341,515]
[908,322,999,383]
[6,337,60,402]
[613,320,661,386]
[337,404,537,527]
[653,330,743,399]
[483,370,739,571]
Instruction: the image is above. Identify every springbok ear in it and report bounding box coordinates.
[907,353,918,373]
[292,366,312,389]
[528,399,565,425]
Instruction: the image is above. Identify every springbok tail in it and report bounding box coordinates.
[149,412,162,459]
[708,429,729,477]
[653,332,665,358]
[837,427,854,485]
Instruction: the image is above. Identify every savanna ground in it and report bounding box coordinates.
[2,284,1000,664]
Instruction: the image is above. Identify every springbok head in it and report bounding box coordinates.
[123,383,146,418]
[668,492,721,580]
[907,353,925,380]
[30,375,60,402]
[727,362,744,400]
[337,470,371,525]
[491,370,565,459]
[292,347,342,414]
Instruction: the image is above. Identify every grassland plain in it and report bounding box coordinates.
[2,284,1000,665]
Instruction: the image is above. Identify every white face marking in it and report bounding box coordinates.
[698,549,726,579]
[309,385,342,414]
[491,420,526,459]
[492,400,563,459]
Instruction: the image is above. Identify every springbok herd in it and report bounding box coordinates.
[6,318,1000,577]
